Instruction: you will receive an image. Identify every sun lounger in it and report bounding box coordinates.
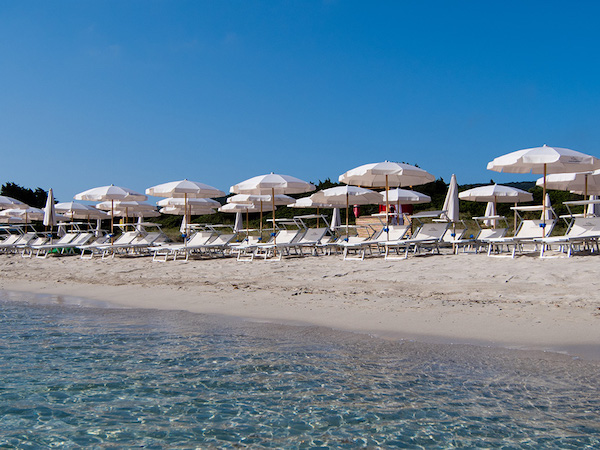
[276,227,330,256]
[383,216,449,260]
[341,225,410,260]
[151,230,215,262]
[79,231,141,259]
[484,219,556,258]
[0,232,36,253]
[534,216,600,257]
[26,232,94,258]
[237,228,304,261]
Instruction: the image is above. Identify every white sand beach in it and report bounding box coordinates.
[1,253,600,359]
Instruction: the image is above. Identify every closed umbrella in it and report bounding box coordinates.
[233,212,243,233]
[230,173,315,244]
[146,179,225,235]
[442,175,459,223]
[483,202,497,227]
[488,145,600,226]
[43,188,57,243]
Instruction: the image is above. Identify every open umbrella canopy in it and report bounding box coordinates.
[536,170,600,196]
[230,173,315,195]
[339,161,435,188]
[157,197,221,208]
[227,193,295,206]
[95,201,156,212]
[487,145,600,174]
[0,207,45,221]
[381,188,431,204]
[0,195,28,210]
[458,184,533,203]
[218,202,276,213]
[109,209,161,218]
[74,184,147,202]
[289,197,334,208]
[159,206,216,215]
[310,186,382,206]
[0,216,25,223]
[55,202,109,220]
[146,179,225,198]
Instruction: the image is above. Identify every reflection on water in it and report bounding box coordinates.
[1,293,599,447]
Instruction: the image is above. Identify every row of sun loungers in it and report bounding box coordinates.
[3,206,600,261]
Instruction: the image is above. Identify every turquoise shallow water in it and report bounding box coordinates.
[1,292,600,448]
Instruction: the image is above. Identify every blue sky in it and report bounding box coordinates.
[2,1,600,202]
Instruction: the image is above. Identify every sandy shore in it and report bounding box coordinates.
[1,252,600,359]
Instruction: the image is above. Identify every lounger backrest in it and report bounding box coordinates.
[413,222,448,240]
[477,228,507,240]
[385,225,411,241]
[567,217,600,237]
[187,231,214,246]
[275,229,303,244]
[442,227,466,243]
[29,236,49,246]
[133,232,162,245]
[515,219,555,238]
[113,231,139,245]
[70,233,94,246]
[0,234,22,246]
[345,235,367,244]
[16,233,37,245]
[298,227,329,244]
[208,233,235,245]
[54,232,79,245]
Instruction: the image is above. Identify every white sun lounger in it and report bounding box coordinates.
[151,230,215,262]
[534,216,600,257]
[383,212,449,260]
[341,224,411,260]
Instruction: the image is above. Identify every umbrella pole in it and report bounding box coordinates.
[185,193,189,236]
[584,174,588,217]
[110,200,114,244]
[260,202,263,235]
[246,209,249,238]
[514,202,517,233]
[317,207,319,228]
[346,192,349,240]
[272,188,276,251]
[385,175,389,240]
[542,163,547,236]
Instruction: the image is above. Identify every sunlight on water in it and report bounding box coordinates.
[1,293,599,448]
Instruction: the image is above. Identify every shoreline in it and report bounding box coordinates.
[2,253,600,359]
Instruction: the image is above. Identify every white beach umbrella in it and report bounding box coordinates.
[233,211,243,233]
[43,188,57,227]
[228,193,295,232]
[159,206,216,215]
[382,188,432,204]
[0,207,45,223]
[441,174,459,223]
[0,216,25,223]
[230,173,315,243]
[109,209,161,219]
[74,185,147,238]
[339,161,435,234]
[488,145,600,224]
[42,188,57,243]
[459,184,533,231]
[331,207,341,231]
[536,169,600,197]
[146,179,225,235]
[0,195,28,210]
[55,202,109,221]
[219,202,276,236]
[458,184,533,203]
[310,186,381,238]
[157,197,221,208]
[541,194,553,221]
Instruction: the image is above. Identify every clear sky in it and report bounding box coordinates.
[2,1,600,202]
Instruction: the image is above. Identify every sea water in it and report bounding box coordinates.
[1,292,600,448]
